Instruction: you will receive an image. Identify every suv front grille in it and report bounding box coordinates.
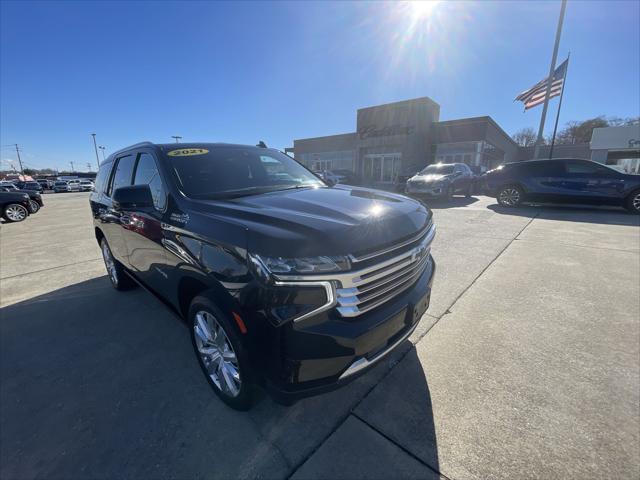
[335,223,435,317]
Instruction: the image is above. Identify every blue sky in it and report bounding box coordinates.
[1,0,639,171]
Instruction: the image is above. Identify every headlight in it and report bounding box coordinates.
[252,254,349,275]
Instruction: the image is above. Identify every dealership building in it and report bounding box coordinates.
[288,96,639,187]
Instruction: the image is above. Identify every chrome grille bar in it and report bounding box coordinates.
[272,222,436,318]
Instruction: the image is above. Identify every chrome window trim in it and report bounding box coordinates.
[272,280,336,323]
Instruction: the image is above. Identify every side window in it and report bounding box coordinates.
[94,162,112,194]
[564,160,610,175]
[519,162,562,177]
[108,155,135,196]
[133,153,167,210]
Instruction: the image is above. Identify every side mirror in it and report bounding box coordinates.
[325,178,336,187]
[112,184,154,211]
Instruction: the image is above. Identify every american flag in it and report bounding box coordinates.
[515,58,569,110]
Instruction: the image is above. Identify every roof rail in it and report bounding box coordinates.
[108,141,155,158]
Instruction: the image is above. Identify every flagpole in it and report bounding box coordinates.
[548,53,570,159]
[533,0,567,159]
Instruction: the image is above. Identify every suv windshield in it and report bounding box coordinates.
[55,182,67,186]
[420,164,455,175]
[166,146,324,198]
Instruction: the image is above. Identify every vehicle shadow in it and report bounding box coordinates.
[487,202,640,226]
[0,277,439,479]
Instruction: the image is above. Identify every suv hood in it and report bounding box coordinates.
[409,173,449,183]
[190,186,431,258]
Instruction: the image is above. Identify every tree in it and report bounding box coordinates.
[607,116,640,127]
[553,116,609,145]
[23,168,37,176]
[511,127,539,147]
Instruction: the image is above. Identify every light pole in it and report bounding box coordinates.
[90,133,100,170]
[171,135,182,143]
[98,145,106,160]
[70,161,75,172]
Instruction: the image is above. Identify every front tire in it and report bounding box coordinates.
[28,200,40,213]
[497,185,524,207]
[626,189,640,214]
[3,204,29,222]
[189,294,254,411]
[100,238,136,290]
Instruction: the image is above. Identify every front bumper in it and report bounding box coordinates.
[405,184,447,197]
[262,256,436,403]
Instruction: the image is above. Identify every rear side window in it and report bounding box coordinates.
[94,162,112,194]
[133,153,167,210]
[108,155,135,196]
[564,160,612,175]
[517,162,562,176]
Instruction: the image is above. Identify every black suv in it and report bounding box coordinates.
[482,158,640,213]
[90,142,436,410]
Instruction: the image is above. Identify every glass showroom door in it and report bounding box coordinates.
[363,154,401,183]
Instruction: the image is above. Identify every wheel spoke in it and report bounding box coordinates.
[222,348,236,362]
[195,313,213,342]
[221,363,240,396]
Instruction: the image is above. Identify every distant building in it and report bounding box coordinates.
[590,125,640,174]
[289,97,635,188]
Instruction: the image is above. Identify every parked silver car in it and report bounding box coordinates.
[53,181,72,193]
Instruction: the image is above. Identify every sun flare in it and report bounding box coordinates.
[408,0,440,19]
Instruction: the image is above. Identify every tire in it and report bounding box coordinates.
[189,294,254,411]
[465,184,473,198]
[626,189,640,214]
[28,200,40,214]
[497,185,524,207]
[3,203,29,222]
[99,238,136,290]
[444,185,453,200]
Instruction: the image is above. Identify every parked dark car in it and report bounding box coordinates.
[0,182,44,213]
[332,169,362,186]
[91,142,436,410]
[482,158,640,213]
[13,181,43,193]
[36,179,54,190]
[405,162,474,199]
[0,191,31,222]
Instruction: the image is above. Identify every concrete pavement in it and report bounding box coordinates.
[1,192,638,479]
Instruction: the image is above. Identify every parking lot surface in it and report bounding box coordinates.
[1,192,639,479]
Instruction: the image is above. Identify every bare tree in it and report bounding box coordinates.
[554,116,610,145]
[511,127,539,147]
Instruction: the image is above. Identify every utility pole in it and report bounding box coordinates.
[171,135,182,143]
[90,133,100,170]
[14,144,25,178]
[533,0,567,159]
[70,161,75,172]
[99,145,106,160]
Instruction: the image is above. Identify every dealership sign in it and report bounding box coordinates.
[358,124,414,139]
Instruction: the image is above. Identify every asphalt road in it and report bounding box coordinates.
[1,192,639,479]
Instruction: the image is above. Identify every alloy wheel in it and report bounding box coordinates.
[499,187,521,206]
[101,241,118,286]
[193,311,241,397]
[5,205,27,221]
[633,193,640,212]
[28,200,40,213]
